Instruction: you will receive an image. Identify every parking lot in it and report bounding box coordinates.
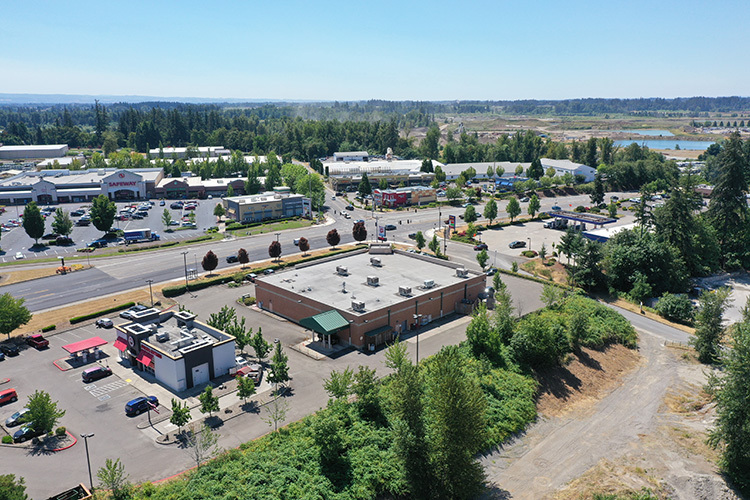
[0,198,222,262]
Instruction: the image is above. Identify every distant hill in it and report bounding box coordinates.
[0,93,299,105]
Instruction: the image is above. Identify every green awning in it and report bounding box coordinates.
[300,310,350,335]
[365,325,393,337]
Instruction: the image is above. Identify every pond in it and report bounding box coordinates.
[613,129,674,137]
[614,139,715,151]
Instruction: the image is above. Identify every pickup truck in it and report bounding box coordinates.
[26,334,49,350]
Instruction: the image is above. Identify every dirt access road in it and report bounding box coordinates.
[480,314,739,499]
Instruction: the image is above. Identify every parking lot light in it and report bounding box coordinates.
[81,432,95,491]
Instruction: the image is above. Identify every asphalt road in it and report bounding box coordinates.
[2,190,630,312]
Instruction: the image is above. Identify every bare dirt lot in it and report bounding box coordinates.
[481,332,742,500]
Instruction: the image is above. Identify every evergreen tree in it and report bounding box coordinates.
[415,231,426,251]
[706,132,749,268]
[590,172,605,205]
[358,172,372,196]
[692,288,731,364]
[585,137,598,167]
[268,342,290,386]
[51,208,73,236]
[22,201,45,244]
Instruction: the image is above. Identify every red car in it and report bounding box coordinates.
[26,334,49,350]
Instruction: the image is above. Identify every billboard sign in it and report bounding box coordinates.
[449,215,456,229]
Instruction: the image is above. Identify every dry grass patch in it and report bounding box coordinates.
[553,458,669,500]
[535,344,641,418]
[0,264,87,287]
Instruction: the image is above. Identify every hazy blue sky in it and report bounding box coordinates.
[2,0,749,101]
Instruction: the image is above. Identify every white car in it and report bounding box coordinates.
[14,252,24,260]
[235,356,248,369]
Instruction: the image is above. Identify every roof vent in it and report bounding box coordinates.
[352,300,365,312]
[366,276,379,286]
[399,286,412,297]
[336,266,349,276]
[423,279,434,289]
[456,268,469,278]
[370,257,382,267]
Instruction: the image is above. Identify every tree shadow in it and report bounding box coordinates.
[480,485,514,499]
[240,401,260,414]
[575,348,603,371]
[534,365,582,401]
[204,415,224,429]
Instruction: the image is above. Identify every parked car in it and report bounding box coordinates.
[125,396,159,416]
[226,255,239,263]
[520,197,530,203]
[486,267,498,276]
[0,351,4,361]
[610,196,619,201]
[384,224,397,231]
[120,305,149,320]
[82,366,113,383]
[263,268,275,275]
[408,232,417,239]
[0,388,18,405]
[95,318,113,329]
[509,240,527,249]
[247,273,258,282]
[26,334,49,350]
[14,252,24,260]
[5,407,30,427]
[0,344,20,357]
[159,200,166,206]
[88,239,108,248]
[235,356,248,369]
[237,364,263,385]
[13,424,44,443]
[473,243,488,251]
[170,202,184,209]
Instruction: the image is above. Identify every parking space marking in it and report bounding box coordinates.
[88,379,128,397]
[98,394,111,401]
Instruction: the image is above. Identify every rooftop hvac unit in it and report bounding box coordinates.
[423,279,435,289]
[366,276,379,286]
[456,268,469,278]
[370,257,382,267]
[155,332,169,343]
[399,286,412,297]
[336,266,349,276]
[352,300,365,312]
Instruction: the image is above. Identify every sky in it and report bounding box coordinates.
[2,0,749,101]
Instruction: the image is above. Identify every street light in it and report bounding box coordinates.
[527,237,531,251]
[81,432,95,492]
[413,312,423,365]
[145,279,154,307]
[181,251,189,291]
[274,232,281,242]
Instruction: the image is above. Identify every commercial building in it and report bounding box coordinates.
[114,308,236,392]
[147,146,230,159]
[0,144,69,160]
[540,159,597,182]
[441,162,531,181]
[333,151,370,162]
[373,186,437,207]
[255,246,486,351]
[222,191,310,223]
[324,154,441,192]
[0,168,164,205]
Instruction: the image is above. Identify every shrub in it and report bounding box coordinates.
[41,324,56,333]
[2,435,12,444]
[70,302,135,324]
[574,205,586,212]
[655,293,695,325]
[242,296,256,306]
[521,250,538,258]
[55,426,66,436]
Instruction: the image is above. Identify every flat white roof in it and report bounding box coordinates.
[0,144,68,151]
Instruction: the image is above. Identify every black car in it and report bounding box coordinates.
[509,240,527,249]
[125,396,159,416]
[384,224,397,231]
[473,243,488,251]
[226,255,239,263]
[13,424,44,443]
[0,344,20,357]
[345,205,354,211]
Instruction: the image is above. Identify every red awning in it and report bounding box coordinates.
[62,336,108,354]
[113,338,127,352]
[136,351,153,367]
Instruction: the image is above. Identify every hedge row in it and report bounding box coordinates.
[225,216,300,231]
[118,241,179,253]
[162,245,367,297]
[185,235,213,244]
[70,301,135,324]
[41,325,56,333]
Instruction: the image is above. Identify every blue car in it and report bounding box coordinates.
[551,205,562,211]
[125,396,159,416]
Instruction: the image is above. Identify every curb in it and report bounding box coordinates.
[50,431,77,451]
[0,378,9,385]
[53,358,71,371]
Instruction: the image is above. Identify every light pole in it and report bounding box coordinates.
[81,432,95,492]
[413,311,423,366]
[181,251,189,291]
[527,237,531,251]
[145,279,154,307]
[274,232,280,242]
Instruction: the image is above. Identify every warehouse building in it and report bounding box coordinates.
[0,144,69,160]
[255,246,486,351]
[540,159,597,182]
[114,309,236,392]
[222,191,310,223]
[148,146,230,159]
[0,167,164,204]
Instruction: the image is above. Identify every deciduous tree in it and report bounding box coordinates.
[352,221,367,242]
[298,237,310,256]
[26,390,65,434]
[51,208,72,237]
[237,248,249,267]
[201,250,218,273]
[185,422,220,469]
[169,398,191,436]
[692,287,731,364]
[198,386,219,417]
[323,367,354,399]
[415,231,426,251]
[463,205,477,223]
[268,240,281,261]
[506,197,521,223]
[326,228,340,248]
[96,458,130,499]
[268,342,290,386]
[528,194,541,218]
[483,198,498,225]
[90,194,116,234]
[251,328,272,362]
[0,293,32,340]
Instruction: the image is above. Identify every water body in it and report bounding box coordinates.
[614,129,674,137]
[614,139,714,150]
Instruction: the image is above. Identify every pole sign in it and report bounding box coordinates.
[449,215,456,229]
[378,225,387,241]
